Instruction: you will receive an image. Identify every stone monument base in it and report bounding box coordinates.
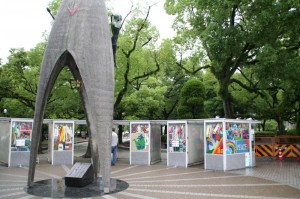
[25,177,128,198]
[65,162,94,187]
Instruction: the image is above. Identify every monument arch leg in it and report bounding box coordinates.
[28,0,114,193]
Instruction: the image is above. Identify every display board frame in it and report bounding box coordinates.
[9,118,33,167]
[0,118,12,165]
[50,120,74,165]
[187,121,205,166]
[204,118,259,171]
[149,122,162,165]
[167,121,188,167]
[130,121,151,165]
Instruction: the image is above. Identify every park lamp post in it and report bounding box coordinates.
[3,109,8,117]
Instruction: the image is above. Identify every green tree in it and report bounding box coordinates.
[165,0,300,119]
[122,77,167,120]
[235,45,300,134]
[46,67,84,119]
[114,6,160,121]
[153,39,181,119]
[0,48,39,117]
[177,78,206,119]
[202,71,223,118]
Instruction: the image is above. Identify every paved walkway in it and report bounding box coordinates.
[0,143,299,199]
[228,157,300,190]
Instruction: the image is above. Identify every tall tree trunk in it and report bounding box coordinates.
[219,81,234,118]
[118,125,123,144]
[276,118,285,135]
[115,108,123,144]
[223,99,234,119]
[262,120,266,131]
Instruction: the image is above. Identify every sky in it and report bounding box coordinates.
[0,0,175,64]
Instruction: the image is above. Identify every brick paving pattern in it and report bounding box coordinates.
[0,144,299,199]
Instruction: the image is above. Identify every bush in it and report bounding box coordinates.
[255,131,276,137]
[286,129,300,136]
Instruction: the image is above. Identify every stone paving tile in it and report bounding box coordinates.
[227,157,300,190]
[1,161,300,199]
[1,147,300,199]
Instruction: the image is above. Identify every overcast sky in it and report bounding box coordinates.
[0,0,175,64]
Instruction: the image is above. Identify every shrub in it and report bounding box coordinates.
[255,131,276,137]
[286,129,300,136]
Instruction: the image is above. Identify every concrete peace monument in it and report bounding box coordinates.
[26,0,127,196]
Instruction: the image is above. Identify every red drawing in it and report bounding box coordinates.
[67,4,79,16]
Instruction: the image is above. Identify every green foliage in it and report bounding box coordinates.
[165,0,300,120]
[122,77,167,119]
[0,44,84,119]
[1,0,300,137]
[49,0,62,17]
[264,120,278,131]
[255,131,276,137]
[286,129,300,136]
[177,78,207,119]
[156,39,191,119]
[46,67,84,119]
[0,48,38,117]
[202,71,223,117]
[113,6,162,120]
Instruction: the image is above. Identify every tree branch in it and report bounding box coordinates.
[142,37,152,47]
[230,78,264,98]
[230,5,238,27]
[126,6,151,57]
[129,52,160,83]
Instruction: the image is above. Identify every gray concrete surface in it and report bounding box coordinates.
[0,142,299,199]
[29,0,114,191]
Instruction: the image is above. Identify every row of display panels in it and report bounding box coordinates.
[130,122,196,153]
[130,121,254,155]
[10,120,74,152]
[1,118,258,169]
[129,121,204,167]
[6,119,255,155]
[131,121,255,154]
[1,119,74,166]
[129,122,189,153]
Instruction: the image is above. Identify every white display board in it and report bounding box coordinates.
[204,118,260,171]
[50,121,74,165]
[0,119,11,165]
[167,120,204,168]
[167,121,188,167]
[9,119,33,167]
[130,122,151,165]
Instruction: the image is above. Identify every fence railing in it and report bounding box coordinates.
[255,136,300,158]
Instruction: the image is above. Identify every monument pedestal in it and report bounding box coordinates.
[65,162,94,187]
[25,177,129,198]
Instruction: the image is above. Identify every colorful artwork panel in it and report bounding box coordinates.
[236,140,250,153]
[206,123,223,154]
[226,123,249,141]
[131,123,149,152]
[11,121,32,151]
[53,123,73,151]
[226,141,236,154]
[168,124,186,152]
[226,123,250,153]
